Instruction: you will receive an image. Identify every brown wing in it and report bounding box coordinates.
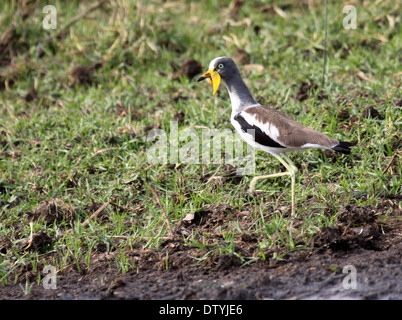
[244,106,339,149]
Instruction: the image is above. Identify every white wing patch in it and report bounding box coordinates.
[240,110,281,142]
[231,114,291,156]
[301,143,329,149]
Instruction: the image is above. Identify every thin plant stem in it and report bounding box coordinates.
[322,0,328,87]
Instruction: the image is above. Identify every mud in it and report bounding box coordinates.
[1,201,401,300]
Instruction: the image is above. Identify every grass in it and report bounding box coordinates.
[0,0,401,288]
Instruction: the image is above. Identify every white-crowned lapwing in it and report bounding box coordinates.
[198,57,354,216]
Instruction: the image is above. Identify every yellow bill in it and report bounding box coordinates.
[197,68,221,95]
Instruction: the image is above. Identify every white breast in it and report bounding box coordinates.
[230,113,289,157]
[228,91,242,112]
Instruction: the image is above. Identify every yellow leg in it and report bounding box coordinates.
[282,154,298,216]
[249,172,291,192]
[248,153,298,216]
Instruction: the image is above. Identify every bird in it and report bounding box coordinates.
[197,57,354,216]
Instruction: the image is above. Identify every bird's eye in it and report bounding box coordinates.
[218,63,224,69]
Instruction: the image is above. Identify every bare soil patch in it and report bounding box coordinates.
[1,198,401,300]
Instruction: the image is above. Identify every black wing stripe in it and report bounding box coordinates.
[332,141,354,154]
[234,114,285,148]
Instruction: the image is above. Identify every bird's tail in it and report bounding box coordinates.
[332,141,355,154]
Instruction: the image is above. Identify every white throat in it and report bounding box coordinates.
[225,82,260,116]
[228,89,242,113]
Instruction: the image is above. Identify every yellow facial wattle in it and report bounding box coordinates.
[198,68,221,95]
[210,69,221,95]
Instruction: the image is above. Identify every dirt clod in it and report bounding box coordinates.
[311,204,387,251]
[337,205,376,225]
[337,109,350,120]
[173,110,185,124]
[115,101,143,121]
[234,48,250,64]
[24,86,38,102]
[19,231,52,252]
[30,199,75,224]
[173,59,202,80]
[295,82,316,101]
[0,236,12,254]
[69,62,102,85]
[361,106,384,120]
[295,81,328,101]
